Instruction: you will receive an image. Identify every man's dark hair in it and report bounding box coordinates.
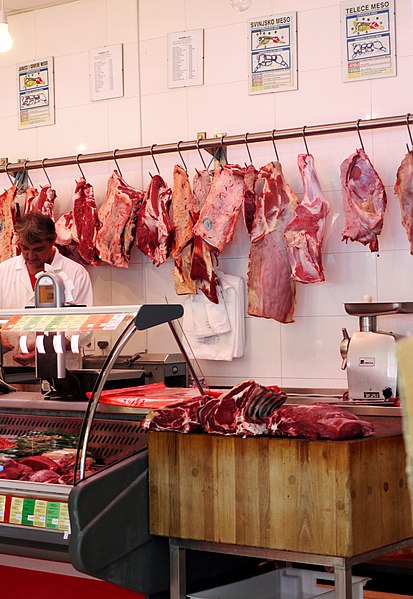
[15,213,57,246]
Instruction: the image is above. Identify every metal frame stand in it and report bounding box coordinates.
[169,536,413,599]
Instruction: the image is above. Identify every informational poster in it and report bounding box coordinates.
[17,57,55,129]
[167,29,204,88]
[90,44,124,101]
[341,0,396,82]
[248,13,297,95]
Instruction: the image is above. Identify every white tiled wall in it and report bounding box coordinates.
[1,0,413,390]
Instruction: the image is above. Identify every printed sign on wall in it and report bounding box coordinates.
[17,57,55,129]
[341,0,396,82]
[248,13,297,95]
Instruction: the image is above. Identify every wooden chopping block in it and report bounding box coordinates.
[149,428,412,557]
[397,336,413,522]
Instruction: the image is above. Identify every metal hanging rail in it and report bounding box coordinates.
[1,112,411,175]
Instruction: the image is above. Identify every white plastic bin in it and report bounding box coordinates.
[188,567,370,599]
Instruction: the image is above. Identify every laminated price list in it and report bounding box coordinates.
[0,494,70,532]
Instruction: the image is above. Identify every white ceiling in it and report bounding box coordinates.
[5,0,77,15]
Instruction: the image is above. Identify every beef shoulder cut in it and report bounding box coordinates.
[394,150,413,254]
[193,164,246,253]
[141,395,207,433]
[199,381,287,436]
[136,174,174,267]
[285,154,329,283]
[247,161,298,323]
[341,148,386,252]
[266,403,374,440]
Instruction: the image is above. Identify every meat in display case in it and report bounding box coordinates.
[0,303,184,596]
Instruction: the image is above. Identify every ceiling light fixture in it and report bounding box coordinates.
[230,0,252,11]
[0,1,13,53]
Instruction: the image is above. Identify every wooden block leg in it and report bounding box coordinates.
[334,564,353,599]
[170,542,187,599]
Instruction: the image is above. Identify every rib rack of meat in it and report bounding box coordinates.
[394,150,413,254]
[341,148,387,252]
[247,162,298,323]
[200,381,287,436]
[285,154,329,284]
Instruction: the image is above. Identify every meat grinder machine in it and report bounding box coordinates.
[340,299,413,401]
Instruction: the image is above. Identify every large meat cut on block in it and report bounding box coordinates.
[247,162,298,323]
[136,174,174,266]
[73,177,101,265]
[341,148,386,252]
[199,381,287,436]
[285,154,329,283]
[0,185,18,263]
[96,170,144,268]
[394,150,413,254]
[193,164,246,253]
[142,395,207,433]
[266,403,374,440]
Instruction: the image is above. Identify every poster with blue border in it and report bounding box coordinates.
[248,13,297,95]
[341,0,396,82]
[17,57,55,129]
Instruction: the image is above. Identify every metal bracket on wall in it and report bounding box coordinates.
[0,157,8,167]
[196,131,227,168]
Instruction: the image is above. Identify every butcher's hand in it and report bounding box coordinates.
[13,349,36,366]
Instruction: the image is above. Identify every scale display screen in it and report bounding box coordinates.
[38,284,55,304]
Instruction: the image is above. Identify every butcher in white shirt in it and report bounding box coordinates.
[0,212,93,366]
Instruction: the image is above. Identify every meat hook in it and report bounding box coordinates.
[24,159,34,187]
[41,158,52,187]
[196,137,207,170]
[177,140,188,172]
[406,113,413,152]
[149,143,160,178]
[356,119,365,151]
[76,153,86,180]
[4,161,14,186]
[112,149,123,178]
[302,125,310,155]
[272,129,279,162]
[219,133,228,165]
[245,132,253,165]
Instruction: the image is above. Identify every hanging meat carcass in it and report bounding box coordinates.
[136,174,174,267]
[341,148,386,252]
[72,177,101,265]
[0,185,18,263]
[394,150,413,254]
[193,164,246,253]
[190,168,219,304]
[36,185,56,219]
[171,164,196,294]
[284,154,329,283]
[96,170,144,268]
[23,185,56,219]
[247,162,298,324]
[243,164,258,236]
